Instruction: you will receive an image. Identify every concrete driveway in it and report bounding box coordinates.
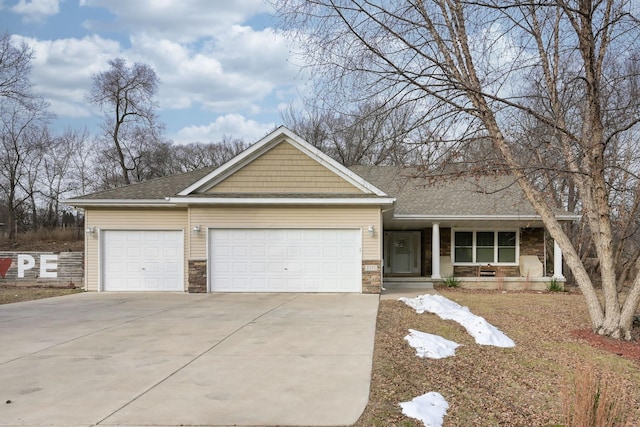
[0,292,379,427]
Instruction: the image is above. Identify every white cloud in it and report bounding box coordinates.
[9,1,306,140]
[172,114,275,144]
[11,0,60,22]
[128,27,299,114]
[14,35,121,118]
[17,29,292,120]
[129,35,265,112]
[79,0,272,43]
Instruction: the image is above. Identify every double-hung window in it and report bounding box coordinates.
[453,230,518,264]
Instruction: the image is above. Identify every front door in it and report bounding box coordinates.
[384,231,421,275]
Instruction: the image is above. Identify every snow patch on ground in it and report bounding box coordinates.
[398,294,515,425]
[405,329,461,359]
[400,392,449,427]
[399,294,515,348]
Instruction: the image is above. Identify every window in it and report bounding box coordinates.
[498,232,517,262]
[452,231,518,264]
[476,232,494,263]
[454,232,473,262]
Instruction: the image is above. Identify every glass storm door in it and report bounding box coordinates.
[385,231,421,274]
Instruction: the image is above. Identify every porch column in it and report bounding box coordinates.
[553,240,564,279]
[431,223,441,279]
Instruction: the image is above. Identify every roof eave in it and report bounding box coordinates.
[167,196,396,206]
[392,213,581,221]
[63,198,177,208]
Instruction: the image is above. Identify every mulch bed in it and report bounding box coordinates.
[571,329,640,362]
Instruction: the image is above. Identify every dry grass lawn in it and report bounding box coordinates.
[0,228,84,252]
[0,287,82,305]
[2,286,638,426]
[355,289,640,427]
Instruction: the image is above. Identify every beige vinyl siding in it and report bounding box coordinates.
[189,205,381,260]
[206,141,364,194]
[85,208,188,291]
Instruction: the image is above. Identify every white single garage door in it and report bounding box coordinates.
[209,228,361,292]
[102,230,184,291]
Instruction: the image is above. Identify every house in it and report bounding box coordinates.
[65,126,578,293]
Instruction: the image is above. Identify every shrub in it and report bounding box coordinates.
[547,278,564,292]
[443,276,460,288]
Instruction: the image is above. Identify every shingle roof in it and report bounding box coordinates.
[67,163,576,220]
[349,165,571,217]
[71,166,218,200]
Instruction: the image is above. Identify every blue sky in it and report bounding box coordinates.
[0,0,306,144]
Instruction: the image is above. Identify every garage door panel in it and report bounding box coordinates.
[164,262,180,274]
[250,246,266,257]
[287,246,303,257]
[268,262,285,273]
[237,246,253,257]
[210,228,361,292]
[322,246,339,257]
[215,263,231,274]
[286,262,303,273]
[305,263,322,274]
[232,262,248,273]
[145,247,160,257]
[250,263,266,273]
[268,246,285,257]
[304,246,321,257]
[102,230,184,292]
[163,247,181,258]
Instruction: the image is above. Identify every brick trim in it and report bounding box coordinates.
[190,259,383,294]
[362,260,382,294]
[188,260,207,293]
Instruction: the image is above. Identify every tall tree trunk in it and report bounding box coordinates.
[7,189,17,240]
[113,120,130,185]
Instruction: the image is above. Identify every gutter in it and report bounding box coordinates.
[63,197,396,207]
[62,198,177,207]
[392,214,581,221]
[166,197,396,206]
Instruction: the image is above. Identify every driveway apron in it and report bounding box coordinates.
[0,292,379,427]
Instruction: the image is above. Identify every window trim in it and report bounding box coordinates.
[451,229,519,266]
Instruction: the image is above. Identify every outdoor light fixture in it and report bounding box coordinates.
[368,225,375,237]
[85,226,96,234]
[192,225,201,234]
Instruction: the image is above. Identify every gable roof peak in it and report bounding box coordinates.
[178,126,389,197]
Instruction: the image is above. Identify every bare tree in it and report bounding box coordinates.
[274,0,640,339]
[0,33,53,238]
[282,99,438,166]
[87,58,164,186]
[37,129,92,228]
[61,127,95,196]
[0,33,33,104]
[0,98,51,238]
[167,137,247,173]
[22,127,47,229]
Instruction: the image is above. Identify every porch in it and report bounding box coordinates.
[382,276,561,292]
[382,227,566,292]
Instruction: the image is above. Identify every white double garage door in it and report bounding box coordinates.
[102,228,362,292]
